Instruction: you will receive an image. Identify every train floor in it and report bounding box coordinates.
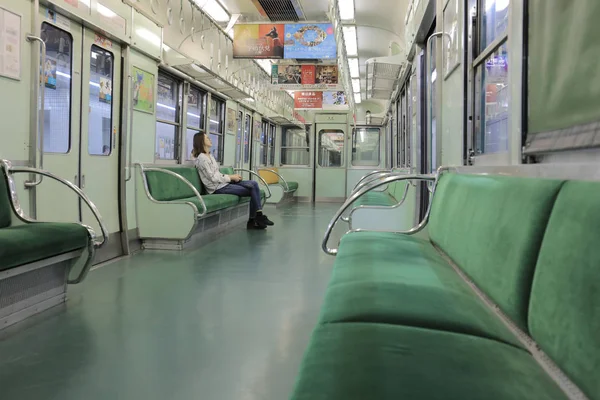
[0,203,343,400]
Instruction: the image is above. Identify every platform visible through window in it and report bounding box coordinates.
[318,129,345,167]
[209,96,225,162]
[156,72,181,161]
[281,127,309,166]
[186,86,206,160]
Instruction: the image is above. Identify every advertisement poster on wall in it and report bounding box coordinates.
[271,64,340,90]
[323,91,348,110]
[132,67,155,113]
[284,23,337,59]
[233,24,285,59]
[44,58,57,89]
[294,91,323,110]
[99,77,112,103]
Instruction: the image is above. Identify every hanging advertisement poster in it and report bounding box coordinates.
[284,23,337,59]
[132,67,155,113]
[294,91,323,110]
[233,24,284,59]
[323,91,348,110]
[270,64,341,90]
[0,7,22,80]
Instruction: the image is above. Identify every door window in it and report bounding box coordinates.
[318,129,345,167]
[41,22,73,153]
[88,45,114,155]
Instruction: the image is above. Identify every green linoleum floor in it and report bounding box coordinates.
[0,203,343,400]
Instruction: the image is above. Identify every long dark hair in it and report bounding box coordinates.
[191,132,208,158]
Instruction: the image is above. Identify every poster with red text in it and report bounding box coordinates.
[294,91,323,109]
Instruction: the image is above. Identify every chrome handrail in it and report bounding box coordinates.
[340,170,411,223]
[351,169,392,192]
[322,173,438,256]
[256,168,291,192]
[347,181,412,227]
[234,168,272,207]
[25,35,46,188]
[136,163,207,218]
[125,74,135,182]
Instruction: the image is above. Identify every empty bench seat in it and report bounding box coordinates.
[291,172,599,399]
[258,167,298,204]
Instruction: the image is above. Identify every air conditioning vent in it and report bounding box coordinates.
[365,55,405,100]
[252,0,304,21]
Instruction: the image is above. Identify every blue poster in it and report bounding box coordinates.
[284,24,337,59]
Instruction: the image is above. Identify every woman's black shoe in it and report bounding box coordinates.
[247,218,267,230]
[257,214,274,226]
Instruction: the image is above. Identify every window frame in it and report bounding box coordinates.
[351,127,381,167]
[185,84,207,161]
[41,21,74,154]
[470,0,510,156]
[281,125,310,166]
[155,70,183,163]
[268,123,276,166]
[208,94,225,163]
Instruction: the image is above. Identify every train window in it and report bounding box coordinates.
[269,123,276,166]
[41,22,72,153]
[281,126,309,166]
[235,111,243,165]
[480,0,510,52]
[88,46,114,156]
[474,43,509,154]
[396,99,402,167]
[209,96,225,162]
[318,129,345,168]
[244,114,251,163]
[156,72,181,161]
[185,86,206,160]
[352,128,380,166]
[259,120,269,166]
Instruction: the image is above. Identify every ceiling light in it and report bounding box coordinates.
[342,26,358,57]
[354,92,362,103]
[97,3,116,18]
[339,0,355,21]
[352,78,360,93]
[194,0,230,23]
[348,58,359,78]
[136,28,161,47]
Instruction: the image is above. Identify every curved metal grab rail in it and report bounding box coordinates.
[341,171,412,223]
[25,35,46,188]
[4,164,109,248]
[256,168,290,192]
[137,164,208,218]
[322,174,437,256]
[234,168,272,207]
[346,180,412,227]
[351,169,392,192]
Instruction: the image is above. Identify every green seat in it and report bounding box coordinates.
[320,232,521,347]
[285,181,299,192]
[291,323,566,400]
[145,167,204,201]
[0,223,89,271]
[352,191,396,207]
[527,180,600,398]
[181,194,240,214]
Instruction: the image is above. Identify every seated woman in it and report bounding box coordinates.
[192,132,273,230]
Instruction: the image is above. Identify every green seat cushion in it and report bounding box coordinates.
[0,169,13,228]
[290,323,566,400]
[286,181,299,191]
[145,167,204,201]
[0,223,89,271]
[528,180,600,399]
[352,191,396,207]
[322,232,521,347]
[181,194,240,214]
[428,173,563,330]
